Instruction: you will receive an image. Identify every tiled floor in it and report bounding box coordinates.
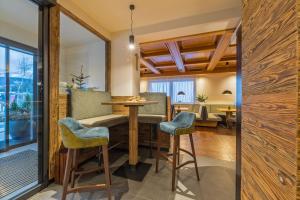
[31,126,236,200]
[31,153,235,200]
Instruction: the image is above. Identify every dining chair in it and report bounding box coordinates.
[58,118,112,200]
[156,112,200,191]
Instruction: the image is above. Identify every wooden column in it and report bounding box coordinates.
[49,5,60,180]
[128,106,138,166]
[242,0,299,199]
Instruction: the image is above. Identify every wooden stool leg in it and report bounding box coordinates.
[189,134,200,181]
[172,135,178,191]
[62,149,74,200]
[70,149,78,188]
[102,145,112,200]
[156,129,161,173]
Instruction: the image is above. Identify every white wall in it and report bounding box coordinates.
[196,73,236,104]
[60,41,106,90]
[0,20,38,48]
[140,73,236,104]
[111,31,140,96]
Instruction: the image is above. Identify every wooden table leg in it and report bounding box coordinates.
[129,106,138,166]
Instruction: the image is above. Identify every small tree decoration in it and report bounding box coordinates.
[196,94,208,103]
[71,65,90,89]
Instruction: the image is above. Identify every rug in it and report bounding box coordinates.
[0,150,38,199]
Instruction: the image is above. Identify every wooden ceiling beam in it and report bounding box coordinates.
[142,45,219,59]
[207,31,233,71]
[148,56,236,68]
[181,45,216,55]
[165,41,185,72]
[139,28,235,46]
[140,58,160,74]
[141,66,236,78]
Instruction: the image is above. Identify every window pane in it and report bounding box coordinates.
[172,80,195,103]
[149,81,170,96]
[0,46,6,150]
[9,49,35,146]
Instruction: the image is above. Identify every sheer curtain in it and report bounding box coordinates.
[172,80,194,103]
[148,79,195,103]
[148,81,170,96]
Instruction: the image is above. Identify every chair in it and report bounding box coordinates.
[156,112,200,191]
[58,118,112,200]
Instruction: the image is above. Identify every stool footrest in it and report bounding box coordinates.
[67,184,107,193]
[179,148,194,157]
[176,160,195,169]
[74,166,103,176]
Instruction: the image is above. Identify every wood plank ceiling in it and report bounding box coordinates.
[139,29,236,78]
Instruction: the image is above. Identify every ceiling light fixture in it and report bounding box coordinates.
[129,4,135,50]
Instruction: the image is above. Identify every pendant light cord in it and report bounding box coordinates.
[130,8,133,35]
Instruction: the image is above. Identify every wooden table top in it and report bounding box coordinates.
[102,101,158,106]
[218,108,236,112]
[175,107,189,111]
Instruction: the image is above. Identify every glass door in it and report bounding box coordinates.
[0,0,50,198]
[8,48,37,148]
[0,46,6,151]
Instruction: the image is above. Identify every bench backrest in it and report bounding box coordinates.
[139,92,167,115]
[71,89,112,120]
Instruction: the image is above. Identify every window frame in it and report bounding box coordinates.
[148,78,196,104]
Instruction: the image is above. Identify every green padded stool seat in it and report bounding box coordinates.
[58,118,112,200]
[59,117,109,149]
[156,112,200,191]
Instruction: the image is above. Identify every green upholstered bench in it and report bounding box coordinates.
[138,92,168,123]
[70,89,128,128]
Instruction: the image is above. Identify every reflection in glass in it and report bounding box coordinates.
[9,49,36,146]
[0,46,6,150]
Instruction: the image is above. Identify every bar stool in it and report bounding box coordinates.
[58,118,112,200]
[156,112,200,191]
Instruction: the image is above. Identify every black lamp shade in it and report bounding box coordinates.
[222,90,232,95]
[129,34,134,44]
[177,91,185,95]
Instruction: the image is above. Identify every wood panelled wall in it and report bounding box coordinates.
[49,6,60,180]
[242,0,298,199]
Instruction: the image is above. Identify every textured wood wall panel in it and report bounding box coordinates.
[48,5,60,180]
[242,0,298,199]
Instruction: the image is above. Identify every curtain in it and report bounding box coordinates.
[148,81,170,96]
[148,79,195,103]
[172,80,194,103]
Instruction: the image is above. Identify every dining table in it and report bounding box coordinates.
[102,100,158,180]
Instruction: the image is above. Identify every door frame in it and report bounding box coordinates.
[8,0,55,199]
[236,26,242,200]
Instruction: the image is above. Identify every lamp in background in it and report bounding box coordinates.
[128,4,135,50]
[222,90,232,110]
[222,90,232,95]
[177,91,185,107]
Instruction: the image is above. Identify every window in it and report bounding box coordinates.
[0,38,37,150]
[148,79,195,103]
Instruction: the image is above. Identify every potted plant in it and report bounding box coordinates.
[9,95,32,140]
[196,94,208,120]
[196,94,208,104]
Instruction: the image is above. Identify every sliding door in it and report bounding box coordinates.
[0,46,7,150]
[0,0,51,198]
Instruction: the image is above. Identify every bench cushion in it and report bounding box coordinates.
[195,113,221,122]
[138,114,167,124]
[71,89,112,120]
[78,114,128,127]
